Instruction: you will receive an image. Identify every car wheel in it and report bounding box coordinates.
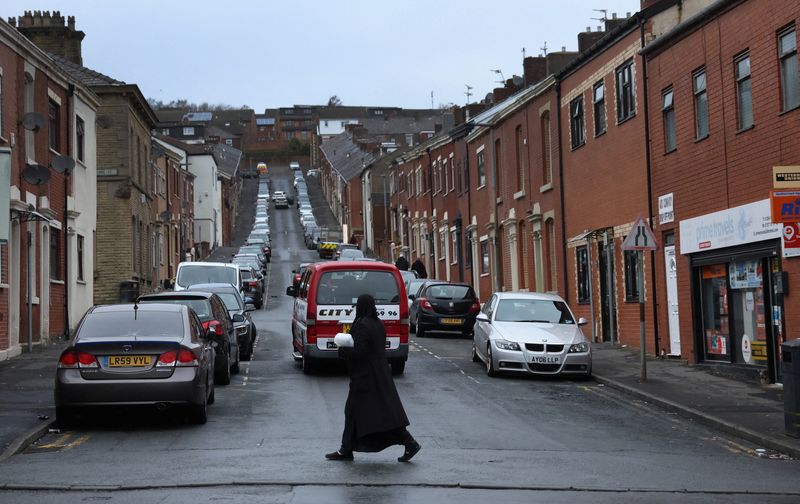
[416,325,426,338]
[208,383,216,405]
[390,360,406,375]
[409,320,416,333]
[191,392,208,424]
[471,341,481,363]
[216,352,231,385]
[231,348,241,375]
[486,343,498,377]
[302,354,317,375]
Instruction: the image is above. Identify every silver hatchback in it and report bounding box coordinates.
[54,303,215,425]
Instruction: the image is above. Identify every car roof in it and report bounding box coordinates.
[494,291,565,302]
[307,261,397,272]
[138,292,214,300]
[186,283,238,293]
[91,303,187,313]
[178,261,237,269]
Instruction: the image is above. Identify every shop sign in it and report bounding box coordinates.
[772,166,800,188]
[783,222,800,258]
[679,199,782,255]
[769,190,800,223]
[659,193,674,224]
[742,335,752,364]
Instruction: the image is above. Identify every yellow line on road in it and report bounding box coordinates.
[62,434,90,451]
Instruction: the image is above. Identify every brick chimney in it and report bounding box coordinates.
[13,11,85,65]
[578,26,606,53]
[523,56,548,86]
[493,87,511,102]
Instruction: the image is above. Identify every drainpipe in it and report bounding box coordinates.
[64,83,75,339]
[556,81,569,303]
[640,20,660,356]
[426,148,436,273]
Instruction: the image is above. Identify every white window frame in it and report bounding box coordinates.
[183,126,195,136]
[450,230,458,265]
[439,229,447,262]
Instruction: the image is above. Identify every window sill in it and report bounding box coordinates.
[0,135,9,145]
[578,300,590,305]
[664,147,677,156]
[480,273,490,277]
[50,279,65,285]
[0,283,8,289]
[32,296,40,305]
[76,159,88,170]
[49,148,62,157]
[540,183,553,194]
[514,190,526,200]
[450,262,458,266]
[570,142,585,152]
[694,134,709,144]
[496,197,503,205]
[625,298,640,304]
[780,104,800,117]
[77,280,87,285]
[736,124,755,135]
[594,129,607,138]
[617,113,636,126]
[476,184,486,191]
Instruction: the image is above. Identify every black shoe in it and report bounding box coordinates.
[325,450,354,461]
[398,441,421,462]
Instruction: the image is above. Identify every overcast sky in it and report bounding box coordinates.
[4,1,641,110]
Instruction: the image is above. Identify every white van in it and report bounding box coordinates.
[174,262,242,292]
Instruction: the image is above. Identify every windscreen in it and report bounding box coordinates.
[425,284,474,300]
[494,299,575,324]
[176,265,236,288]
[78,311,184,339]
[138,298,212,321]
[218,293,243,311]
[316,270,400,305]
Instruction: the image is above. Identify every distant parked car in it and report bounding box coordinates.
[289,161,301,170]
[174,262,241,292]
[337,248,365,261]
[472,291,591,378]
[187,283,257,361]
[55,303,215,425]
[409,282,480,338]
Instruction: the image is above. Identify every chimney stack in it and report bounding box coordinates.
[523,56,547,86]
[13,10,85,65]
[578,25,606,53]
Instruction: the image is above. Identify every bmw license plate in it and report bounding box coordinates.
[531,356,560,364]
[440,318,463,325]
[108,355,151,367]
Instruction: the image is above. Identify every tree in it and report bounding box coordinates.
[328,95,342,107]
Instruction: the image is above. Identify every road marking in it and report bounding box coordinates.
[467,376,481,385]
[63,434,90,451]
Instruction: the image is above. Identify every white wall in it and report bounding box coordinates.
[67,93,97,329]
[318,118,360,139]
[362,171,374,251]
[187,154,220,248]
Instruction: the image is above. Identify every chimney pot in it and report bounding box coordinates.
[586,26,591,32]
[627,12,631,17]
[562,46,566,52]
[612,12,618,19]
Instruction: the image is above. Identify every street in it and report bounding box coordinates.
[1,167,799,504]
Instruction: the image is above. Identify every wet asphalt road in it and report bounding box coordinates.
[1,166,799,504]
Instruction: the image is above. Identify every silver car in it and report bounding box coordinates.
[54,303,215,425]
[472,292,591,378]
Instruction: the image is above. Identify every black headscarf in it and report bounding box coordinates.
[355,294,379,322]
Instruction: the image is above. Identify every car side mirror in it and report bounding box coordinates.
[476,313,490,323]
[408,294,416,301]
[577,317,588,326]
[245,304,256,312]
[232,313,245,323]
[286,286,296,297]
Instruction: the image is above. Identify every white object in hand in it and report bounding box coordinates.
[334,333,354,348]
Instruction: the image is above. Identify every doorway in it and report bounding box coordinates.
[598,240,617,343]
[664,242,681,356]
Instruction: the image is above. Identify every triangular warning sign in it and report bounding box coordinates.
[622,216,658,251]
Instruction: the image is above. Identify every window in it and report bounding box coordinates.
[440,230,447,261]
[225,138,233,145]
[570,96,585,149]
[451,231,458,265]
[24,73,34,161]
[77,234,85,281]
[593,80,606,135]
[693,69,709,139]
[577,246,590,303]
[50,227,60,280]
[624,250,640,301]
[161,128,169,135]
[477,149,486,187]
[183,127,195,136]
[735,53,753,130]
[662,88,676,152]
[480,240,490,275]
[442,159,448,193]
[616,60,635,122]
[779,27,800,111]
[515,125,525,191]
[449,157,455,192]
[432,160,439,193]
[76,116,85,162]
[465,231,473,269]
[159,233,165,266]
[132,217,138,275]
[0,71,3,138]
[494,139,502,190]
[49,99,61,152]
[541,112,552,185]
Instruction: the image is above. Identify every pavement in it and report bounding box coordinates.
[2,340,798,463]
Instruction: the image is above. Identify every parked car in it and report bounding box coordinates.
[291,262,312,292]
[337,248,365,261]
[137,291,240,385]
[289,161,301,170]
[244,237,271,262]
[409,282,480,338]
[274,196,289,209]
[55,303,215,425]
[187,284,257,361]
[472,291,591,378]
[238,266,265,309]
[335,243,358,259]
[174,262,241,292]
[307,169,320,177]
[232,255,264,277]
[400,270,419,310]
[286,261,409,375]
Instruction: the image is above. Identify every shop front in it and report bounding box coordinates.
[680,200,785,383]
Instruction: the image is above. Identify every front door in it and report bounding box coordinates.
[664,245,681,355]
[598,240,617,343]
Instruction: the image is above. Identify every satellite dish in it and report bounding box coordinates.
[21,112,45,132]
[52,155,76,174]
[512,75,524,86]
[21,164,51,185]
[96,115,114,129]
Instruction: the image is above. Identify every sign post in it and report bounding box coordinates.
[622,216,658,382]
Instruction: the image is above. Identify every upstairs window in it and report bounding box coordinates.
[570,96,585,149]
[76,116,85,162]
[779,27,800,111]
[662,88,676,152]
[49,99,61,152]
[615,60,635,122]
[477,149,486,187]
[693,68,709,139]
[593,80,606,135]
[735,53,753,130]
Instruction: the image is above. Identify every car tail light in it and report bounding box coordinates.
[204,320,222,335]
[58,349,79,368]
[468,301,481,313]
[78,351,99,368]
[419,298,433,311]
[157,350,178,367]
[176,348,199,367]
[248,280,259,288]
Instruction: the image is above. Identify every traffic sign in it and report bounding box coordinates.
[622,216,658,251]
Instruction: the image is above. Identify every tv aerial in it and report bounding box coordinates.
[52,155,76,174]
[21,112,45,132]
[21,163,50,185]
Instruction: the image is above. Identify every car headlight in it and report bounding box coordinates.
[237,325,248,336]
[494,339,521,351]
[569,342,590,353]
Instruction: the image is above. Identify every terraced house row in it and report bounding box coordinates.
[382,0,800,384]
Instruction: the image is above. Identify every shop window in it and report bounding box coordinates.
[701,264,730,360]
[577,246,590,304]
[624,250,639,301]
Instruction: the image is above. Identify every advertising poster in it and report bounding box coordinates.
[729,260,762,289]
[783,222,800,258]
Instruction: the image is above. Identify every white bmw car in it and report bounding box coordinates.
[472,292,591,378]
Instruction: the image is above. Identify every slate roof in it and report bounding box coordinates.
[207,143,241,179]
[49,54,125,86]
[153,134,208,155]
[320,132,377,182]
